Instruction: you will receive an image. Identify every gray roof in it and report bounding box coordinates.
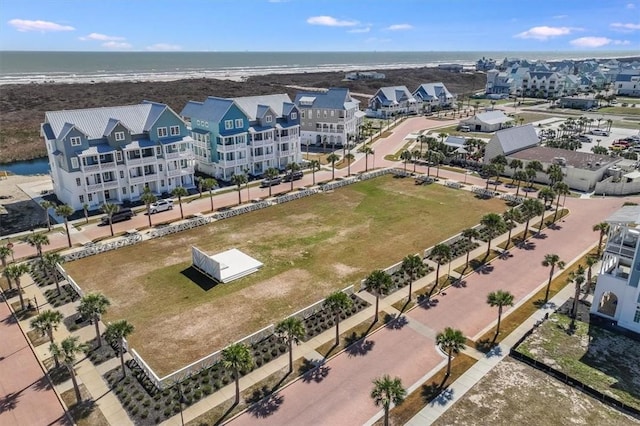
[474,111,512,125]
[373,86,415,105]
[444,135,466,148]
[616,72,640,82]
[606,206,640,224]
[231,94,293,120]
[414,82,453,101]
[45,101,168,140]
[294,87,355,110]
[180,97,234,123]
[509,146,617,170]
[491,124,539,155]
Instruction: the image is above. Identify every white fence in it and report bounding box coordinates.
[272,189,318,204]
[56,263,84,297]
[63,232,142,261]
[213,201,272,220]
[148,215,212,238]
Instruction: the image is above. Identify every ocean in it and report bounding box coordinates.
[0,50,634,85]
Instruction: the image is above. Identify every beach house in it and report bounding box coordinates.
[459,110,513,133]
[591,206,640,334]
[412,82,455,113]
[366,86,418,118]
[181,94,301,179]
[294,87,363,148]
[41,101,196,211]
[615,71,640,97]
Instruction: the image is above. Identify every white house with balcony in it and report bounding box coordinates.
[41,101,196,211]
[591,206,640,333]
[366,86,418,118]
[181,94,301,179]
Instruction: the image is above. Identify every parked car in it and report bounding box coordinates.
[590,129,609,136]
[283,171,304,182]
[100,208,134,224]
[260,176,282,187]
[577,135,591,143]
[458,125,471,132]
[149,199,174,213]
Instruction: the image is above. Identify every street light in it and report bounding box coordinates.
[177,383,187,426]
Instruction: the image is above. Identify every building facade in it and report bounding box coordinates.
[366,86,418,118]
[591,206,640,334]
[294,88,363,148]
[615,71,640,97]
[41,101,195,211]
[412,83,455,112]
[181,94,301,179]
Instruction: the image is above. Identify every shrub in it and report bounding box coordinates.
[154,403,161,411]
[135,394,144,401]
[193,390,202,400]
[202,385,213,395]
[130,406,139,416]
[164,408,172,417]
[141,410,149,419]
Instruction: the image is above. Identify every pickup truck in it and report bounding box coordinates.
[149,199,174,213]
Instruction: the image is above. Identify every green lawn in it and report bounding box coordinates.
[599,106,640,116]
[65,176,505,375]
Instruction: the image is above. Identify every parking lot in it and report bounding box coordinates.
[536,119,640,154]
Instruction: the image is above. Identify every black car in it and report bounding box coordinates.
[283,171,304,182]
[260,176,282,187]
[100,208,134,224]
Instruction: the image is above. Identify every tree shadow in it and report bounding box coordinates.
[517,240,536,251]
[418,295,439,310]
[246,386,284,418]
[533,232,548,239]
[68,398,99,422]
[476,264,494,275]
[180,266,221,291]
[345,335,375,357]
[300,359,331,383]
[0,391,20,412]
[430,387,455,406]
[384,313,408,330]
[451,279,467,288]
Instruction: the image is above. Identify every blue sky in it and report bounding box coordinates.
[1,0,639,51]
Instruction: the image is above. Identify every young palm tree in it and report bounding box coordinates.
[31,309,64,346]
[461,228,479,269]
[42,252,64,295]
[521,198,544,242]
[231,173,247,205]
[512,170,528,197]
[286,162,301,191]
[371,375,406,426]
[364,270,392,323]
[323,291,354,346]
[399,150,412,172]
[570,265,586,318]
[487,290,514,336]
[546,164,564,187]
[542,254,565,303]
[502,208,523,250]
[274,317,306,373]
[344,152,355,176]
[358,146,374,172]
[0,244,12,269]
[411,149,421,172]
[264,167,280,197]
[436,327,466,377]
[430,244,452,290]
[592,222,610,257]
[400,254,425,302]
[509,159,523,173]
[105,319,135,378]
[140,187,157,227]
[54,204,74,248]
[326,153,340,180]
[221,343,253,405]
[537,187,555,232]
[78,293,111,348]
[309,160,321,185]
[480,213,505,258]
[25,233,49,259]
[585,255,598,292]
[5,263,30,309]
[171,186,189,219]
[51,336,88,403]
[40,200,53,231]
[82,203,89,224]
[201,178,218,212]
[552,182,570,221]
[101,202,120,237]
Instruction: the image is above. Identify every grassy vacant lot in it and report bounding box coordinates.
[434,357,638,426]
[517,313,640,410]
[64,176,505,375]
[600,106,640,116]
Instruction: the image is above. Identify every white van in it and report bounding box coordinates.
[459,125,471,132]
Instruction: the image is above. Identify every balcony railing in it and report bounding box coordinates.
[217,143,247,153]
[85,182,103,192]
[126,156,156,166]
[129,176,147,185]
[276,135,297,143]
[278,150,292,157]
[102,180,119,190]
[82,162,117,173]
[251,153,275,162]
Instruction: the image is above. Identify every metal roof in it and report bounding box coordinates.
[474,111,512,125]
[180,97,234,123]
[606,206,640,224]
[490,124,539,155]
[232,94,292,120]
[413,83,453,101]
[294,87,354,110]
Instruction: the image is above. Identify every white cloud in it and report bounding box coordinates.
[102,41,132,49]
[348,27,371,33]
[306,16,358,27]
[610,22,640,31]
[386,24,413,31]
[80,32,125,41]
[570,36,613,48]
[146,43,182,51]
[552,15,568,19]
[515,26,574,40]
[613,39,631,45]
[8,18,74,32]
[627,3,635,9]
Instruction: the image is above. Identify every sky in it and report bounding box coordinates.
[1,0,639,52]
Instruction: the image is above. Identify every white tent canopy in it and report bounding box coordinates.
[192,247,263,283]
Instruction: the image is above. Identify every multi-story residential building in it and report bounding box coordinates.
[591,206,640,333]
[615,71,640,97]
[41,101,195,211]
[294,88,363,148]
[366,86,418,118]
[181,94,301,179]
[412,82,455,112]
[521,71,564,98]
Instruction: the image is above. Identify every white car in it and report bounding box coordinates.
[590,129,609,136]
[149,199,174,213]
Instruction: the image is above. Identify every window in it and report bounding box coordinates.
[157,127,168,138]
[115,132,125,141]
[323,110,327,118]
[316,110,320,118]
[291,112,297,120]
[635,306,640,323]
[301,111,305,119]
[122,187,127,194]
[170,125,180,136]
[116,151,122,162]
[235,119,243,128]
[76,178,81,186]
[265,116,273,123]
[120,170,124,179]
[70,136,81,146]
[161,180,165,187]
[156,147,161,156]
[196,120,201,126]
[225,120,234,130]
[88,193,93,202]
[79,195,84,203]
[330,110,334,117]
[71,157,79,169]
[159,164,163,172]
[130,186,134,193]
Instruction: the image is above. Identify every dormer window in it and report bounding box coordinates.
[291,112,297,120]
[265,115,273,123]
[157,127,168,138]
[170,125,180,136]
[115,132,125,141]
[70,136,82,146]
[225,120,234,130]
[235,119,243,128]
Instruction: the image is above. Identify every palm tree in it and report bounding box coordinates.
[592,222,610,257]
[399,150,412,172]
[101,202,120,237]
[78,293,111,348]
[546,164,564,187]
[324,291,354,346]
[82,203,89,224]
[275,317,305,373]
[42,252,64,295]
[542,254,565,303]
[140,187,157,227]
[461,228,479,270]
[326,153,340,180]
[344,152,355,176]
[430,151,445,178]
[537,187,555,232]
[0,244,13,269]
[436,327,466,377]
[201,178,218,212]
[570,265,586,319]
[552,182,570,221]
[525,160,543,190]
[40,200,53,231]
[430,243,452,290]
[358,146,374,172]
[231,173,247,205]
[221,343,253,405]
[286,162,301,191]
[438,132,448,144]
[264,167,280,197]
[54,204,74,248]
[371,375,406,426]
[411,149,421,172]
[502,208,523,250]
[509,159,523,173]
[105,319,135,378]
[51,336,88,403]
[25,233,49,259]
[31,310,64,346]
[171,186,189,219]
[585,255,598,292]
[364,270,392,323]
[5,263,30,310]
[401,254,425,302]
[483,164,498,190]
[513,170,528,197]
[480,213,505,258]
[309,160,321,185]
[487,290,514,336]
[521,198,544,242]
